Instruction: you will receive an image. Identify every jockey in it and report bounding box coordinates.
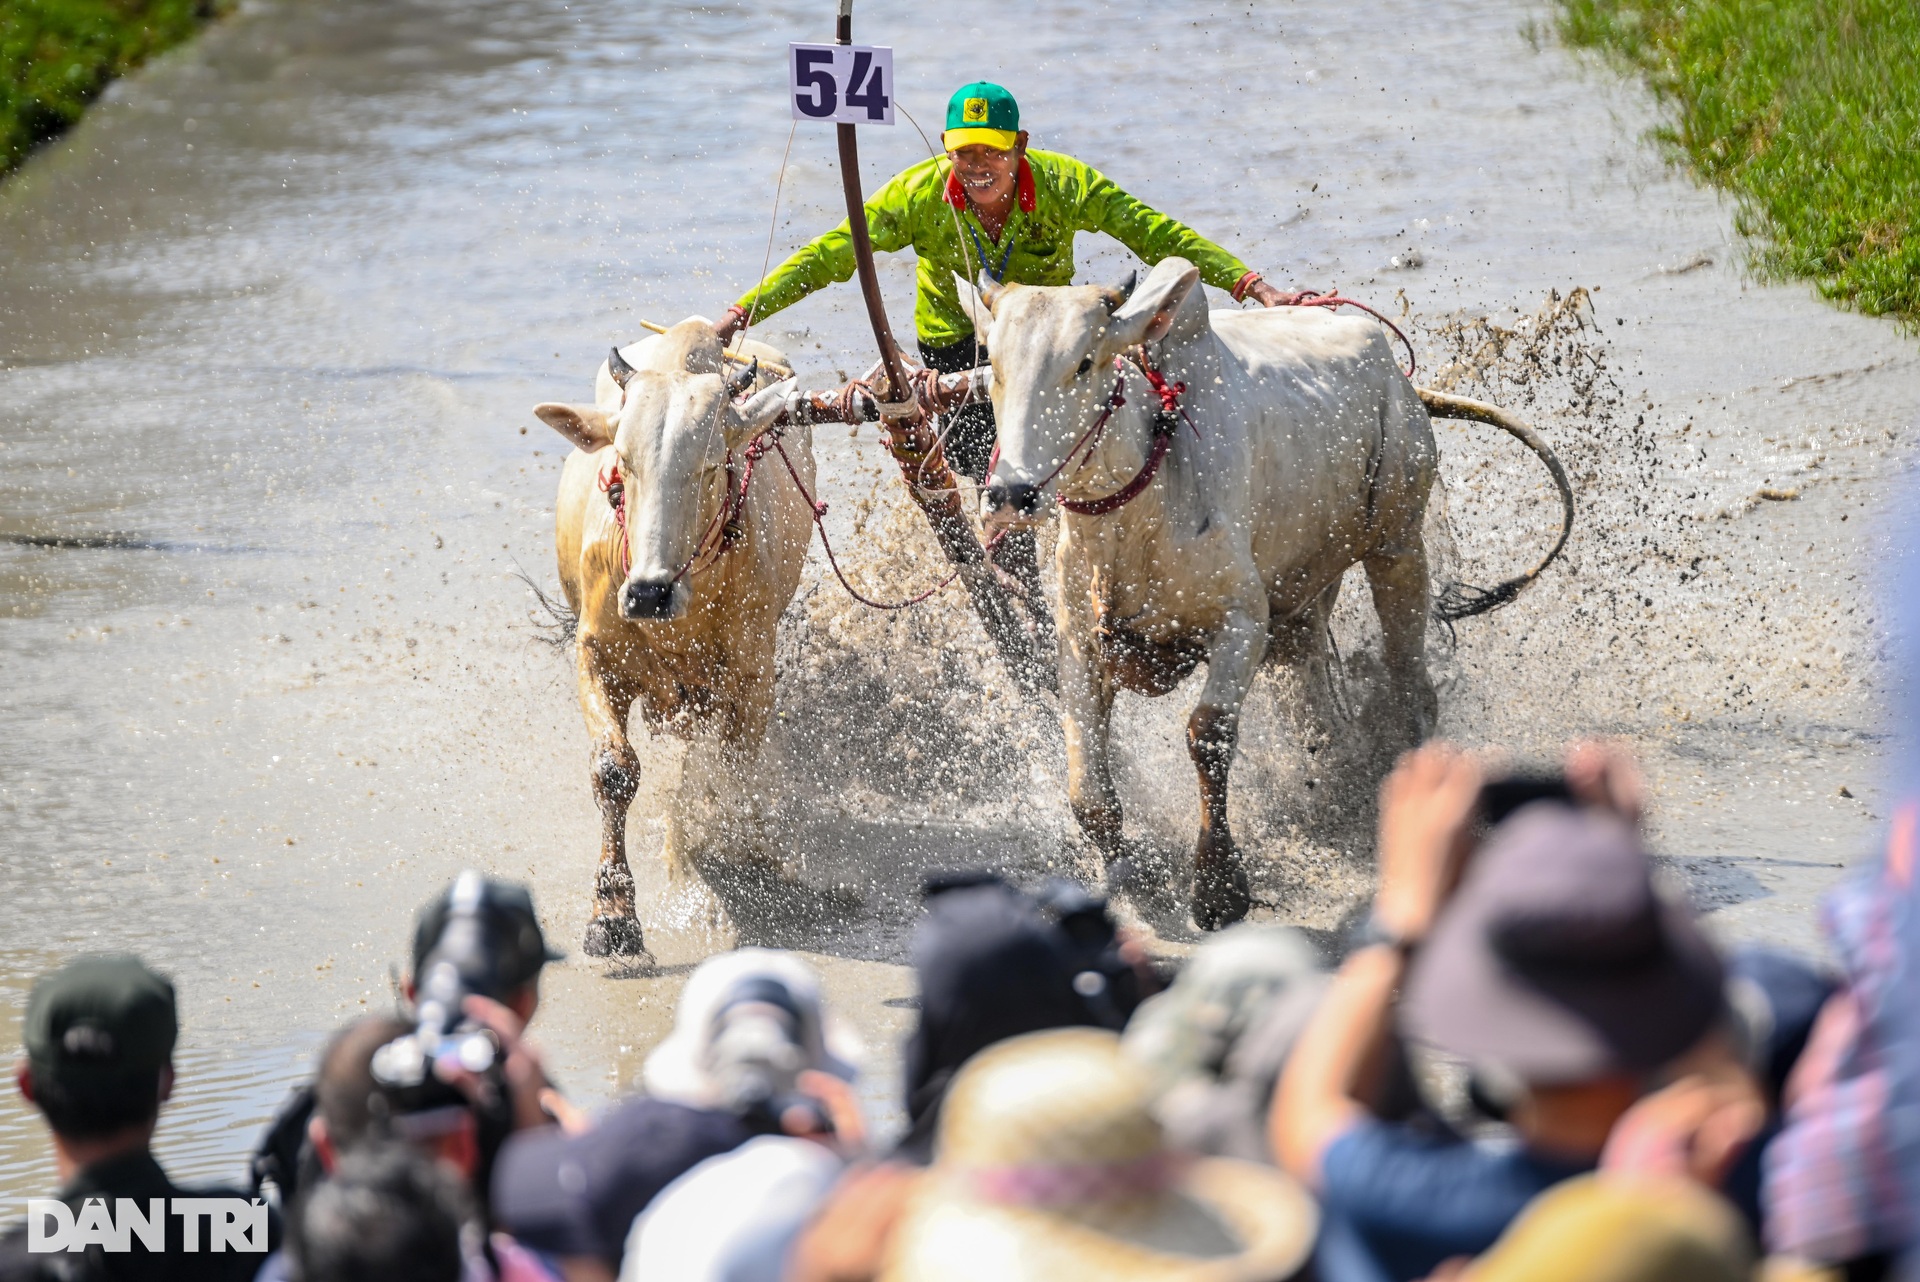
[716,81,1294,617]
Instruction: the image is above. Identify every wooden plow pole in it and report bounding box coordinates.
[829,0,1050,696]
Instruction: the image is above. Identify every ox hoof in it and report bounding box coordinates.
[583,914,651,960]
[1190,861,1251,932]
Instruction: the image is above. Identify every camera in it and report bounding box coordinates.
[705,975,833,1135]
[1034,878,1145,1029]
[1477,772,1576,828]
[372,872,509,1103]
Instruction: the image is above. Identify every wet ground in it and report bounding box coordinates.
[1,0,1914,1197]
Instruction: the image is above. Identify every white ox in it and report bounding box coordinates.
[971,258,1451,930]
[533,320,810,958]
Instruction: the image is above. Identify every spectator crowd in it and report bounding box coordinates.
[4,503,1918,1282]
[5,732,1918,1282]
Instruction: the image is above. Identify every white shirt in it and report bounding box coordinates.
[620,1136,844,1282]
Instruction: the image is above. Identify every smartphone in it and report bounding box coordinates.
[1478,772,1575,827]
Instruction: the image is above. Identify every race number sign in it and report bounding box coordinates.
[788,43,894,125]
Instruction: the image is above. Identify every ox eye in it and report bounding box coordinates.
[1076,356,1094,377]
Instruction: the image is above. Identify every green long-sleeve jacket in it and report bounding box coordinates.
[734,149,1253,348]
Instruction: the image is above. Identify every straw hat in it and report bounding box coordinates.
[881,1029,1316,1282]
[1463,1175,1753,1282]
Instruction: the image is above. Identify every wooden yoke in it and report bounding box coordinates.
[832,0,1050,696]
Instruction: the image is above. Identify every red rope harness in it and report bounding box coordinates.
[1000,349,1200,519]
[1279,290,1417,376]
[767,437,963,610]
[595,462,633,578]
[597,424,966,613]
[597,439,765,585]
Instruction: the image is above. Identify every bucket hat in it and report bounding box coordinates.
[642,948,859,1109]
[1124,923,1323,1095]
[1403,805,1725,1083]
[882,1028,1316,1282]
[1122,924,1329,1162]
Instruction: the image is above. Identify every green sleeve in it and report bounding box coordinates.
[734,171,918,322]
[1072,163,1253,293]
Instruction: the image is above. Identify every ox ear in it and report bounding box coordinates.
[953,271,995,334]
[1107,258,1201,349]
[533,402,615,453]
[726,378,795,446]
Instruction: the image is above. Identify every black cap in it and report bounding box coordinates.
[24,955,177,1086]
[492,1096,756,1269]
[411,875,562,993]
[897,878,1101,1162]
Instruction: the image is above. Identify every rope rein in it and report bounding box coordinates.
[597,417,967,613]
[768,436,965,611]
[1277,289,1417,377]
[986,347,1201,519]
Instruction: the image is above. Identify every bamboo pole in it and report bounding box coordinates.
[830,0,1049,695]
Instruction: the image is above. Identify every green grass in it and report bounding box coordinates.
[1558,0,1920,330]
[1,0,221,176]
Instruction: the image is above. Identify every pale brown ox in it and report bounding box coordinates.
[533,321,811,958]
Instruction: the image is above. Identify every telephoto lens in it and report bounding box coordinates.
[373,871,506,1110]
[705,975,828,1133]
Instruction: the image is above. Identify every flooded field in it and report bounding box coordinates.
[1,0,1914,1197]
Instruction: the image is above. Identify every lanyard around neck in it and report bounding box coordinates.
[963,213,1016,283]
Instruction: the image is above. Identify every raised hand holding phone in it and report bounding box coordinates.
[1372,744,1487,947]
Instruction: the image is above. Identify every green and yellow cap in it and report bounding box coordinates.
[944,82,1019,151]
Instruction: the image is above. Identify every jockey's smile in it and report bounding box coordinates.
[947,138,1026,239]
[949,144,1016,195]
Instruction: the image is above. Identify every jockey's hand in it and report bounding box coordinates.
[714,305,749,344]
[1252,280,1322,307]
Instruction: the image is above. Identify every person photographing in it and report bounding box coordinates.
[716,82,1298,625]
[1271,744,1765,1282]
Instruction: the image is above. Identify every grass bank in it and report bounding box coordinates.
[2,0,223,177]
[1557,0,1919,330]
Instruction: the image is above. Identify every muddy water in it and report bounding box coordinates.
[2,0,1914,1198]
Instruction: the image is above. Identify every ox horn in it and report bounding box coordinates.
[607,344,638,389]
[727,355,760,398]
[1100,270,1138,313]
[975,269,1005,313]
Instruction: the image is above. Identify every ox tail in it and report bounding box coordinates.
[1417,387,1576,623]
[516,570,579,651]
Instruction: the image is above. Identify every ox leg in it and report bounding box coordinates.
[1060,632,1125,870]
[1190,609,1266,931]
[1364,544,1439,747]
[712,673,792,882]
[994,530,1057,660]
[1269,580,1343,741]
[579,648,652,960]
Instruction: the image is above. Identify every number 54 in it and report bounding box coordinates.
[789,44,894,125]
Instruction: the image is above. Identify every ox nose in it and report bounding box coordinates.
[620,578,677,621]
[984,482,1043,516]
